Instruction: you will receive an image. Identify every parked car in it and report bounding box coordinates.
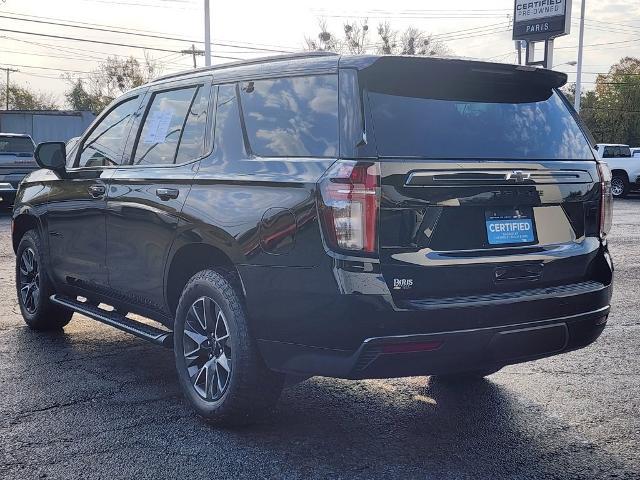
[595,143,640,197]
[13,53,613,425]
[0,133,38,207]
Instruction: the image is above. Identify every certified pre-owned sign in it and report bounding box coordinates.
[513,0,572,41]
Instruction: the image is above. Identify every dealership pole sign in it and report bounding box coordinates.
[513,0,572,68]
[513,0,572,41]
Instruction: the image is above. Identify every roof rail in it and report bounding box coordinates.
[152,51,338,83]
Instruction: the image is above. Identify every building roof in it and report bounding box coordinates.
[0,132,32,138]
[0,110,94,116]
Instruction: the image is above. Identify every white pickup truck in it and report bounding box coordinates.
[595,144,640,198]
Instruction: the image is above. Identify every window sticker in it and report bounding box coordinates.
[143,108,175,144]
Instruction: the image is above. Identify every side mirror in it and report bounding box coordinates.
[35,142,66,174]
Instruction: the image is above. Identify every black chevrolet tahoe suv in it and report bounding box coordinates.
[12,53,614,425]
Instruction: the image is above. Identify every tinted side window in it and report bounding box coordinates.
[603,147,613,158]
[78,97,138,168]
[214,84,247,162]
[175,86,210,164]
[134,87,197,166]
[239,75,338,157]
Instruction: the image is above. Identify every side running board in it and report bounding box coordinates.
[50,294,173,348]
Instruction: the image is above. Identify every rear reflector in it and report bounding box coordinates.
[381,341,443,354]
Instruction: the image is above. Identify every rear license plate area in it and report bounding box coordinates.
[485,208,536,245]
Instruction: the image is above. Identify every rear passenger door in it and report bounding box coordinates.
[105,78,212,315]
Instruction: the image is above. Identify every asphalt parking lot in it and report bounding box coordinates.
[0,201,638,480]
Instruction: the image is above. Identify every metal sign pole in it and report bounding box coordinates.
[204,0,212,67]
[544,39,554,69]
[575,0,586,112]
[526,41,535,65]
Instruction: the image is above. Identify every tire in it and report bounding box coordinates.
[611,174,630,198]
[173,269,284,426]
[432,367,502,384]
[15,230,73,330]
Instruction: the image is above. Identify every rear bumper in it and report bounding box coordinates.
[259,305,609,379]
[242,244,613,378]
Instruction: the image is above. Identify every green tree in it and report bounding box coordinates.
[562,57,640,145]
[65,54,161,114]
[591,57,640,145]
[64,78,104,113]
[0,83,58,110]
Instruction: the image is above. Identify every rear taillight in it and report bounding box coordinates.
[318,161,380,254]
[598,162,613,239]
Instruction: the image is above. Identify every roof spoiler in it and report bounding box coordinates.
[355,56,567,90]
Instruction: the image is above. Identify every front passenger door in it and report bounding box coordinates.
[46,94,144,291]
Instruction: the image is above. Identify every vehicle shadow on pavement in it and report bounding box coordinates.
[2,323,630,480]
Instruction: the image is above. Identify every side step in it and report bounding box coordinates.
[50,294,173,348]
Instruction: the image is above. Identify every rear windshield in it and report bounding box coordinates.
[602,146,631,158]
[0,136,34,154]
[367,83,594,160]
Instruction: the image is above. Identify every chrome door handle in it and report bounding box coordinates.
[88,184,106,198]
[156,188,179,200]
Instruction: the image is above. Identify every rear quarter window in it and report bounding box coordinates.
[239,75,338,157]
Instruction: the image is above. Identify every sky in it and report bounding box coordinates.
[1,0,640,107]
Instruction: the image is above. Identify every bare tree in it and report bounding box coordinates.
[305,19,449,57]
[304,19,340,52]
[342,20,370,54]
[377,22,397,55]
[400,28,448,56]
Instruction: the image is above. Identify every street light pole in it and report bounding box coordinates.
[204,0,211,67]
[3,67,19,110]
[575,0,586,113]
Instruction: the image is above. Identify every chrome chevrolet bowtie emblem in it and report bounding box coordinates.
[506,170,531,182]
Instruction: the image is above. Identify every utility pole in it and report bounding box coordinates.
[3,67,19,110]
[575,0,586,113]
[180,44,204,68]
[204,0,211,66]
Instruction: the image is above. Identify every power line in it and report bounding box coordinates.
[3,10,299,52]
[0,12,295,53]
[316,13,510,19]
[1,63,91,74]
[429,21,510,39]
[364,22,511,49]
[0,27,243,60]
[556,36,640,50]
[78,0,197,9]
